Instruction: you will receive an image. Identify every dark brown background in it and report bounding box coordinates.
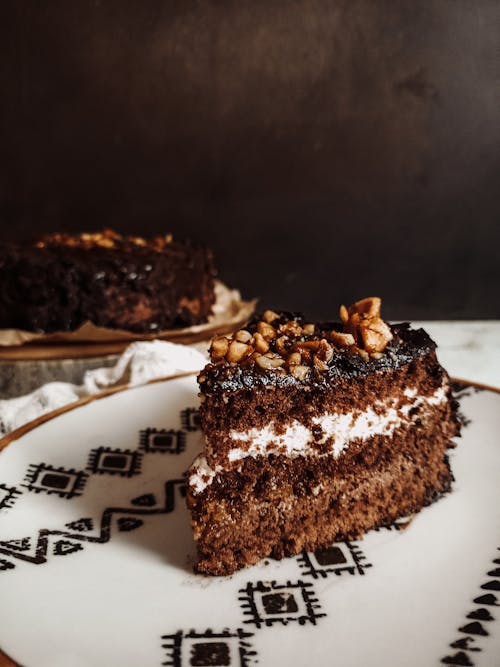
[1,1,499,319]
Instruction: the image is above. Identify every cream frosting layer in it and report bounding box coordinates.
[189,383,448,495]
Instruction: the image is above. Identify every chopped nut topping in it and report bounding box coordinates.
[291,365,310,380]
[130,236,147,246]
[360,318,393,353]
[226,340,252,363]
[235,329,252,343]
[96,237,115,248]
[210,336,229,359]
[278,320,303,337]
[330,331,355,347]
[207,296,392,375]
[275,335,289,355]
[313,355,329,371]
[256,354,285,370]
[257,321,277,341]
[317,339,333,362]
[262,309,279,324]
[348,296,381,318]
[357,348,370,362]
[34,229,174,253]
[295,340,320,352]
[253,332,270,353]
[340,296,392,354]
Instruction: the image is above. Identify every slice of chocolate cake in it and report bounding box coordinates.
[0,229,216,334]
[186,297,460,575]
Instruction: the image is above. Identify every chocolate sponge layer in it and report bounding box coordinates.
[187,407,456,576]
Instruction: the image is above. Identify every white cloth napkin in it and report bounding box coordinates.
[0,340,207,437]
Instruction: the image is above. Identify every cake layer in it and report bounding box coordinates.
[189,382,458,495]
[199,335,452,469]
[187,420,454,575]
[0,230,216,333]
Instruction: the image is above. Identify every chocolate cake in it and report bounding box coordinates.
[186,297,460,575]
[0,229,216,333]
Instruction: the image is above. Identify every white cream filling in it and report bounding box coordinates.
[189,454,221,495]
[188,384,448,495]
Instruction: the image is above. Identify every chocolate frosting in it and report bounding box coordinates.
[200,322,437,394]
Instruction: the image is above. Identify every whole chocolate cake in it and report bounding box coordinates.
[186,297,460,575]
[0,229,216,333]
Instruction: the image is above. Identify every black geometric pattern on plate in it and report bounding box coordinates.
[52,539,84,556]
[22,463,87,499]
[0,478,185,570]
[373,516,413,533]
[441,546,500,666]
[65,517,94,532]
[297,540,372,579]
[0,482,22,512]
[139,428,186,454]
[161,628,256,667]
[239,580,326,628]
[130,493,157,507]
[0,559,15,571]
[180,407,201,432]
[0,537,31,552]
[87,447,143,477]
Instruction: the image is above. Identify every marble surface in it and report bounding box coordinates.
[414,321,500,389]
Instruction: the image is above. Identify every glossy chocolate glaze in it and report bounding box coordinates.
[200,321,437,394]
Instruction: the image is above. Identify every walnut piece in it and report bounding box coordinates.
[340,296,392,354]
[317,339,333,362]
[227,340,252,363]
[257,321,277,341]
[288,351,302,366]
[253,332,270,353]
[348,296,381,319]
[130,236,147,246]
[278,321,303,337]
[210,336,229,359]
[291,365,310,380]
[330,331,355,348]
[262,310,279,324]
[235,329,252,343]
[256,353,285,370]
[313,355,328,371]
[360,319,393,353]
[275,335,289,355]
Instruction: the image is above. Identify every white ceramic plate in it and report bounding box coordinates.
[0,376,499,667]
